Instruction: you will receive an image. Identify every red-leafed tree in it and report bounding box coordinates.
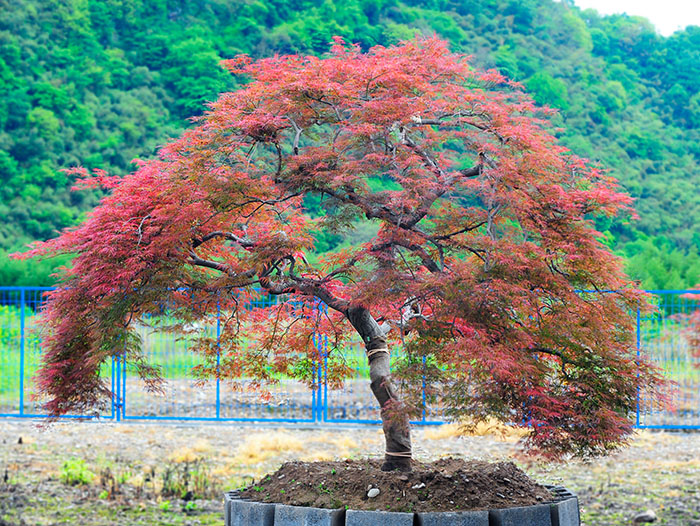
[17,38,664,470]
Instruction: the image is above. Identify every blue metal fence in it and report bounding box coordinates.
[1,287,698,428]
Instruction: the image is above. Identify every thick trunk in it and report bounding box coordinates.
[346,306,412,472]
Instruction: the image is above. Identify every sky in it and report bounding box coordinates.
[573,0,700,35]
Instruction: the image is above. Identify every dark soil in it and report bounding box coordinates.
[239,458,553,513]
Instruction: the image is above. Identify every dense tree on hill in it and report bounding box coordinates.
[1,0,699,288]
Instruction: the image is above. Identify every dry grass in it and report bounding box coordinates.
[632,429,681,447]
[298,432,366,462]
[423,420,529,442]
[168,438,214,463]
[232,431,305,465]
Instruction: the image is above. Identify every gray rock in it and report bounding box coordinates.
[367,488,380,498]
[633,510,658,523]
[346,509,414,526]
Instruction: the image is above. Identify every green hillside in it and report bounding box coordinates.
[1,0,698,288]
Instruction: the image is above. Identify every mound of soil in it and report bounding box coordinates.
[239,458,553,513]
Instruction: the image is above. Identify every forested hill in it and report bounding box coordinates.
[1,0,699,288]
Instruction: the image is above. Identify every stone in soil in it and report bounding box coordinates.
[239,458,553,513]
[634,509,658,523]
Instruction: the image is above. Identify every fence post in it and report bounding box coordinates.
[121,347,126,420]
[311,323,327,423]
[312,332,320,422]
[111,355,116,420]
[635,307,641,427]
[114,353,121,422]
[322,334,328,423]
[421,355,427,423]
[113,337,128,422]
[216,302,221,420]
[19,288,25,416]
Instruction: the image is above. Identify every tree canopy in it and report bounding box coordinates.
[19,38,664,458]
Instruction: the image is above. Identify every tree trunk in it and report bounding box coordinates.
[346,306,412,472]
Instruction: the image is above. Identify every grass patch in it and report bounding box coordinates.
[232,431,304,466]
[423,420,529,442]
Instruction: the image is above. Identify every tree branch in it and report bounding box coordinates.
[532,346,574,379]
[192,231,255,249]
[398,132,484,228]
[392,239,441,273]
[288,117,303,155]
[187,252,255,279]
[431,221,487,241]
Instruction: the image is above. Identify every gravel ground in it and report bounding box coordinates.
[0,419,698,525]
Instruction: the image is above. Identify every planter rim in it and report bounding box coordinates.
[225,484,577,511]
[225,486,580,526]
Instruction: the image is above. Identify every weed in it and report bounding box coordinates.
[161,459,215,500]
[117,470,132,484]
[1,465,19,486]
[98,489,109,499]
[159,500,171,512]
[60,458,94,486]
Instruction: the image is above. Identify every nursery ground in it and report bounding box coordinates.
[0,420,698,526]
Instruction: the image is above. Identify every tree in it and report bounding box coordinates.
[525,72,569,110]
[17,38,664,470]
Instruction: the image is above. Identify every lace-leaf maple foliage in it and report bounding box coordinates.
[17,38,665,460]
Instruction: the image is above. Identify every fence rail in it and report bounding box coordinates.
[1,287,699,429]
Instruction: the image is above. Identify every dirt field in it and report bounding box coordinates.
[0,419,698,525]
